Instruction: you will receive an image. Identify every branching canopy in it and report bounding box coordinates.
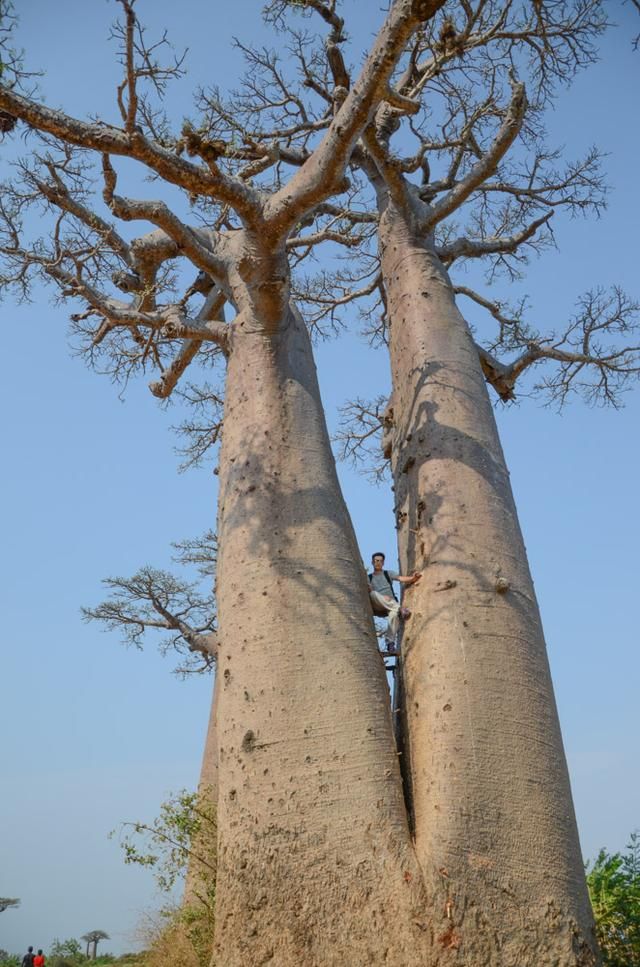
[83,531,218,675]
[1,1,638,476]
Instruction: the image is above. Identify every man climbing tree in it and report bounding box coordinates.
[368,551,421,652]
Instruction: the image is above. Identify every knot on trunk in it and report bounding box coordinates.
[242,729,256,753]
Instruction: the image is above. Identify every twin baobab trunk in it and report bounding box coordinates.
[380,206,599,964]
[191,223,598,963]
[212,305,430,965]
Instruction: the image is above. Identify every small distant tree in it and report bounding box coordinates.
[80,932,109,961]
[0,898,19,913]
[587,832,640,967]
[48,937,84,967]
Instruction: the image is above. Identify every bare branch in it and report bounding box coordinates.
[312,202,377,225]
[454,285,529,349]
[286,227,362,251]
[0,87,262,223]
[0,897,20,913]
[172,529,217,577]
[118,0,139,131]
[471,287,640,407]
[629,0,640,48]
[149,286,228,399]
[437,211,554,265]
[83,532,218,676]
[333,395,390,483]
[172,381,225,472]
[33,162,133,269]
[424,78,527,230]
[266,0,447,232]
[101,155,229,283]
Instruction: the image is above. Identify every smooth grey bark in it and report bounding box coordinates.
[379,202,599,965]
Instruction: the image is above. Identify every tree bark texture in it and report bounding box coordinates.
[183,672,219,909]
[212,303,431,966]
[198,673,220,805]
[379,205,599,965]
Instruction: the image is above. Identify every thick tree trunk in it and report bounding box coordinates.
[212,304,430,966]
[183,672,219,909]
[379,207,599,965]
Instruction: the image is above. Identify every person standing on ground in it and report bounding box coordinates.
[21,946,34,967]
[368,552,421,651]
[33,950,45,966]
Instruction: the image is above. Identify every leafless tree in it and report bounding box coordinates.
[277,3,639,422]
[80,930,110,960]
[0,3,475,965]
[179,2,637,961]
[105,0,639,467]
[3,0,635,961]
[83,531,218,675]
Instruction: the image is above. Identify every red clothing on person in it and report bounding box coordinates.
[33,957,45,966]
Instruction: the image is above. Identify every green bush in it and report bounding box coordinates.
[587,831,640,966]
[47,937,85,967]
[113,787,216,967]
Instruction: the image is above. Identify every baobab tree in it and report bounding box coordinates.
[2,0,636,963]
[145,1,639,961]
[0,2,463,964]
[80,930,110,960]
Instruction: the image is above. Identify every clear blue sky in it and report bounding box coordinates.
[1,1,638,957]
